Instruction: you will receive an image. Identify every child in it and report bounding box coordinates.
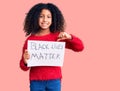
[20,3,84,91]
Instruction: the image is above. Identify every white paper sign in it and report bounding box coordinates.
[27,40,65,67]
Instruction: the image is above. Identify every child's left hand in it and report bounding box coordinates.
[57,32,72,41]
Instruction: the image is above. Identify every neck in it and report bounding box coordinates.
[36,29,51,36]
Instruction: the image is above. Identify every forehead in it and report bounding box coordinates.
[40,9,52,15]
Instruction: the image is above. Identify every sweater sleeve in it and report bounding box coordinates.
[65,34,84,52]
[19,39,30,71]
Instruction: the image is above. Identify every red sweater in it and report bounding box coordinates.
[20,32,84,81]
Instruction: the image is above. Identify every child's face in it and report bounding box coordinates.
[39,9,52,30]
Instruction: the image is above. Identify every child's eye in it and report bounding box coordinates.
[47,16,52,18]
[39,15,43,18]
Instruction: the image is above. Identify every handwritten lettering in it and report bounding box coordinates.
[30,42,49,50]
[31,52,60,60]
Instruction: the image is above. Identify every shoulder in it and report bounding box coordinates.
[24,35,34,44]
[22,35,34,49]
[50,32,60,39]
[25,34,35,40]
[51,32,60,36]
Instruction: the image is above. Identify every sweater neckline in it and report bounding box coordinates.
[31,32,59,38]
[31,33,53,38]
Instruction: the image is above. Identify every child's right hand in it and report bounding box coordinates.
[23,49,30,64]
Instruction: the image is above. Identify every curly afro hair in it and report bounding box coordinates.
[24,3,66,36]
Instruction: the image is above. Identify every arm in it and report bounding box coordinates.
[19,40,30,71]
[57,32,84,52]
[65,34,84,52]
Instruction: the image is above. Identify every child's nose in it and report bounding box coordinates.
[43,17,47,21]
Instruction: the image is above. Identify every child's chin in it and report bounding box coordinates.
[41,27,49,30]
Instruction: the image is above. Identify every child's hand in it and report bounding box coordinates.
[23,49,30,64]
[57,32,72,41]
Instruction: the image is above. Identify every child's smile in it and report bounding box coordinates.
[41,22,49,28]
